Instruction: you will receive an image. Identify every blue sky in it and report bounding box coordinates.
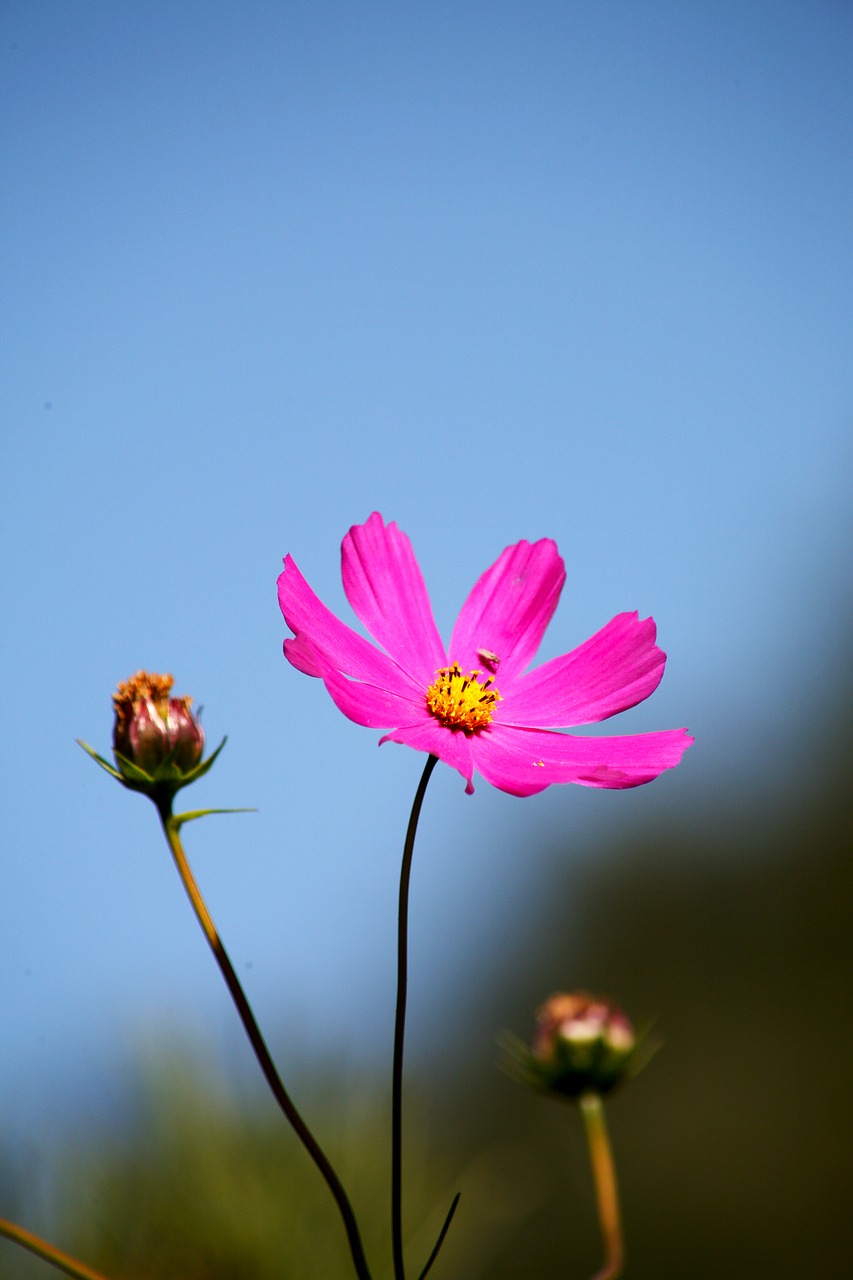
[2,1,851,1136]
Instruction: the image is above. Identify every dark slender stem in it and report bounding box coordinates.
[417,1193,461,1280]
[0,1218,113,1280]
[158,808,373,1280]
[392,753,439,1280]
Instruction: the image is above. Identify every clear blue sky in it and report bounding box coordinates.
[2,1,851,1136]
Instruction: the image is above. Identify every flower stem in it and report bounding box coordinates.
[579,1092,624,1280]
[0,1217,112,1280]
[157,807,373,1280]
[392,753,439,1280]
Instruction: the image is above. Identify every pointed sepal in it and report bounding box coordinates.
[76,739,125,781]
[173,805,256,830]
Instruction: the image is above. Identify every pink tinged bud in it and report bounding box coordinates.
[112,672,204,778]
[164,696,205,771]
[114,696,169,773]
[79,670,223,808]
[529,992,639,1098]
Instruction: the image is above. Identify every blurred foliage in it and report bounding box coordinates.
[0,1053,539,1280]
[441,647,853,1278]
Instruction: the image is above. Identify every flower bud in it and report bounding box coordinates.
[505,991,644,1100]
[78,671,225,810]
[112,671,205,778]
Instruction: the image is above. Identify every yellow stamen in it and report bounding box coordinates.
[113,671,175,711]
[425,663,502,733]
[112,673,194,726]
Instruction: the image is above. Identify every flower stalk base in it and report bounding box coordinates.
[392,753,440,1280]
[158,806,374,1280]
[0,1217,112,1280]
[580,1092,624,1280]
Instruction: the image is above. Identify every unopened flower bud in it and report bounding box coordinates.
[505,991,646,1100]
[78,671,226,811]
[112,671,205,776]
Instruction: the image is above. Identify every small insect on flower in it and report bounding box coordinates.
[476,648,501,671]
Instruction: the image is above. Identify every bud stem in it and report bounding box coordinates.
[0,1217,113,1280]
[579,1092,624,1280]
[157,807,374,1280]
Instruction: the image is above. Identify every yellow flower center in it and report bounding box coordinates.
[425,663,502,733]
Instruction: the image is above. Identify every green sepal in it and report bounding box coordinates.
[498,1031,549,1092]
[177,736,227,786]
[112,749,158,784]
[78,736,228,798]
[620,1020,660,1082]
[76,740,125,781]
[173,806,256,831]
[498,1024,655,1101]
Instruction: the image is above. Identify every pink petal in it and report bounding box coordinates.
[449,539,565,684]
[342,513,447,685]
[471,723,693,796]
[380,721,476,794]
[317,661,428,731]
[284,633,325,677]
[278,556,419,697]
[498,613,666,728]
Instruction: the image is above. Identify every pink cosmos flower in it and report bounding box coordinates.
[277,513,692,797]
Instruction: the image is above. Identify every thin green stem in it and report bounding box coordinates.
[579,1093,624,1280]
[157,807,373,1280]
[0,1218,113,1280]
[392,753,439,1280]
